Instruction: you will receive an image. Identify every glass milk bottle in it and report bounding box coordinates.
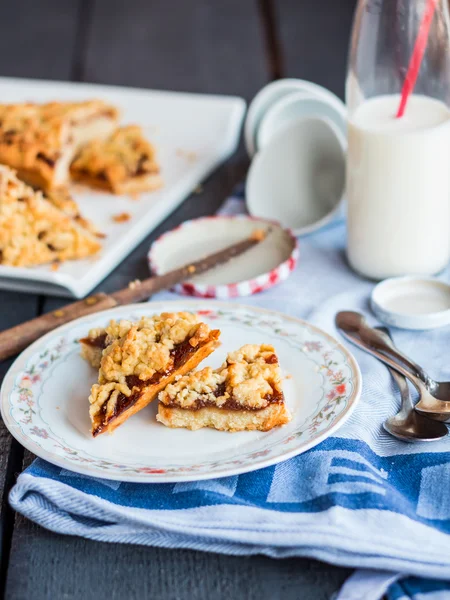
[346,0,450,280]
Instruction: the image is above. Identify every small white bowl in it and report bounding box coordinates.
[371,276,450,330]
[245,78,346,157]
[246,116,346,236]
[257,92,347,151]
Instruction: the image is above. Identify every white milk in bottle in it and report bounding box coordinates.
[347,94,450,280]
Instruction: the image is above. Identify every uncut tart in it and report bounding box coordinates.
[0,165,100,266]
[0,100,118,192]
[157,344,291,432]
[70,125,162,194]
[80,312,220,436]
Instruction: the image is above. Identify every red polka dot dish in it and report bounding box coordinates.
[148,215,298,298]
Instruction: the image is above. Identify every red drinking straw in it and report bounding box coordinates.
[396,0,440,118]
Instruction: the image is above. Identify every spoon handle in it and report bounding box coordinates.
[369,324,433,388]
[375,327,413,414]
[336,311,432,386]
[335,321,450,416]
[337,325,426,391]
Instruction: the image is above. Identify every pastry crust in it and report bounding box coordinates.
[157,344,291,432]
[83,312,221,436]
[157,403,290,432]
[0,100,119,191]
[70,125,162,194]
[0,165,101,266]
[80,340,105,370]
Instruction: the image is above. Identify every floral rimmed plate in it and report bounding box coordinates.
[0,301,362,483]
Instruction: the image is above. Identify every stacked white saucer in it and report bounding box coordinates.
[245,79,347,236]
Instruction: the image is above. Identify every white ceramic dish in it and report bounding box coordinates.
[245,78,347,156]
[0,77,246,298]
[257,92,347,151]
[246,117,346,236]
[148,215,298,297]
[371,276,450,330]
[1,300,362,483]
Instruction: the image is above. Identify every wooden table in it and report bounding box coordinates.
[0,1,356,597]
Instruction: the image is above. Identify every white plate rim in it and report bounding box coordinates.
[1,300,362,483]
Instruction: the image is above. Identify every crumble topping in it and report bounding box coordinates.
[249,228,267,242]
[112,212,131,223]
[160,367,228,407]
[159,344,283,410]
[128,278,141,289]
[0,103,66,152]
[0,100,118,145]
[70,125,160,192]
[88,312,214,421]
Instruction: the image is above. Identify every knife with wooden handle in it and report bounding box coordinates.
[0,233,264,362]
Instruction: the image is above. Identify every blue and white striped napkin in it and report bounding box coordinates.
[9,187,450,600]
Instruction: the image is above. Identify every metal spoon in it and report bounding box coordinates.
[336,311,450,422]
[337,311,450,401]
[376,327,448,442]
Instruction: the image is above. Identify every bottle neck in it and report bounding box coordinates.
[347,0,450,114]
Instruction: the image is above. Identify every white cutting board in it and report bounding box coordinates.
[0,77,245,297]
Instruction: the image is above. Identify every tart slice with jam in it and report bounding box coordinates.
[70,125,162,194]
[81,312,220,436]
[157,344,291,432]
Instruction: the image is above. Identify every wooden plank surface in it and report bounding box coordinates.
[6,532,350,600]
[82,0,268,96]
[0,293,38,489]
[3,1,354,598]
[275,0,356,98]
[0,0,82,80]
[0,0,83,497]
[0,1,84,594]
[0,292,38,596]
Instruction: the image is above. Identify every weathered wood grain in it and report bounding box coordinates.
[6,532,351,600]
[276,0,356,98]
[0,0,84,594]
[0,292,38,464]
[0,0,81,80]
[82,0,268,97]
[0,292,39,595]
[0,292,39,485]
[0,0,84,527]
